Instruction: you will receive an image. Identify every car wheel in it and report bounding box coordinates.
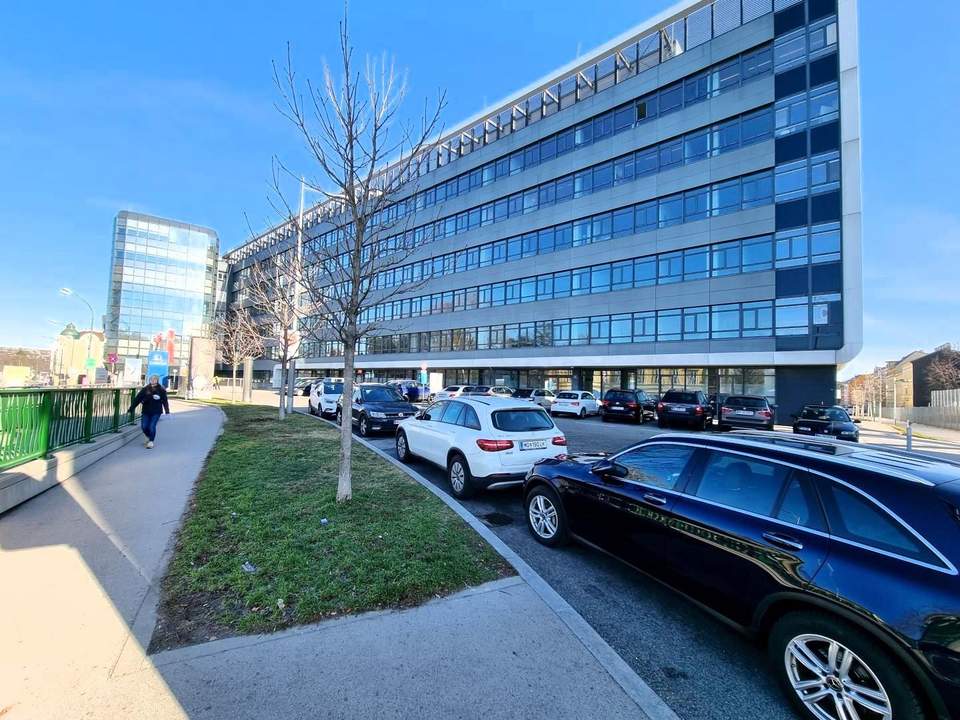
[769,611,924,720]
[358,415,370,437]
[700,417,709,431]
[447,453,474,499]
[335,408,343,425]
[396,430,413,463]
[308,402,316,416]
[578,408,586,419]
[525,485,568,547]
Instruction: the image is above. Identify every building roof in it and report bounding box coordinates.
[117,210,218,239]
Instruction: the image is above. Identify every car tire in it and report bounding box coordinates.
[768,611,924,720]
[358,414,370,437]
[335,408,343,425]
[308,403,316,416]
[396,430,413,463]
[578,408,586,419]
[525,485,568,547]
[447,453,474,499]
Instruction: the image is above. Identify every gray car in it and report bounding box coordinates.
[718,394,775,430]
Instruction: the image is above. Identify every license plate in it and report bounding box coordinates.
[672,406,689,413]
[735,410,753,416]
[520,440,547,450]
[798,426,811,432]
[611,405,623,410]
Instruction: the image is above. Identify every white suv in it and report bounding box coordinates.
[433,385,471,400]
[308,377,344,418]
[395,396,567,499]
[551,391,599,418]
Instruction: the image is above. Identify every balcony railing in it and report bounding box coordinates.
[0,387,141,472]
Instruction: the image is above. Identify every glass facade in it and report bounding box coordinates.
[105,211,219,380]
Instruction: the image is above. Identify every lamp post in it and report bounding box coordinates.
[60,288,97,385]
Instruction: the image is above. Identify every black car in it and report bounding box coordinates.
[599,389,656,423]
[719,395,775,431]
[336,383,417,436]
[523,433,960,720]
[793,405,860,442]
[656,389,714,429]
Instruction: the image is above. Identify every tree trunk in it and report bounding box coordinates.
[231,365,237,403]
[278,357,287,420]
[337,343,355,502]
[286,357,297,413]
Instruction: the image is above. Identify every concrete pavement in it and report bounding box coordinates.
[0,400,665,720]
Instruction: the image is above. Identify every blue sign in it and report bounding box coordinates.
[146,350,170,387]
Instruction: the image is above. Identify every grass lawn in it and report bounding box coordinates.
[150,403,513,651]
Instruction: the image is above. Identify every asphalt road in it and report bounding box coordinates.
[360,414,800,720]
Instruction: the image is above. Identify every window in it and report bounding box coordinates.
[423,401,448,421]
[712,179,740,216]
[684,188,710,222]
[742,237,773,272]
[683,247,709,280]
[492,409,554,432]
[776,297,809,335]
[441,402,464,425]
[633,312,655,341]
[659,195,683,227]
[683,306,710,339]
[658,252,683,284]
[458,404,482,430]
[712,240,741,277]
[684,130,710,162]
[694,452,792,517]
[615,444,695,490]
[660,139,683,169]
[657,309,682,341]
[819,481,942,566]
[711,304,740,338]
[776,476,827,530]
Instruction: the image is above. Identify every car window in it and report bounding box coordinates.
[458,405,482,430]
[800,407,849,422]
[492,409,554,432]
[362,386,405,402]
[818,481,939,564]
[604,390,634,401]
[513,389,534,398]
[662,391,698,404]
[422,401,447,421]
[615,444,695,490]
[443,386,458,392]
[533,390,544,396]
[726,396,767,408]
[776,476,827,531]
[557,392,578,399]
[440,402,464,425]
[693,451,791,517]
[323,382,343,394]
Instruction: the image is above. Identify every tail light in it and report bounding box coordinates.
[721,406,732,415]
[657,402,665,411]
[601,400,609,407]
[476,439,514,452]
[759,409,772,419]
[551,436,567,446]
[626,402,638,408]
[571,401,580,406]
[694,405,704,415]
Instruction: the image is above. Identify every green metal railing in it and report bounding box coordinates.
[0,387,140,472]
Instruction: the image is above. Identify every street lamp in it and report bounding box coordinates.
[60,287,97,385]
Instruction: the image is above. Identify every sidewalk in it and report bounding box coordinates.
[0,401,662,719]
[858,419,960,458]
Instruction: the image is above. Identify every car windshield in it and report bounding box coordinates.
[472,386,490,392]
[443,386,459,392]
[362,386,405,402]
[492,409,554,432]
[605,390,634,401]
[557,392,579,399]
[726,396,767,408]
[663,391,698,403]
[513,389,534,398]
[801,407,849,422]
[323,382,343,394]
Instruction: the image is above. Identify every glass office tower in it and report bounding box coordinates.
[105,211,219,384]
[224,0,861,419]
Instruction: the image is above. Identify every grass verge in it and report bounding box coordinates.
[150,403,512,652]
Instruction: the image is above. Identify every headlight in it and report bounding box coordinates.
[368,411,386,419]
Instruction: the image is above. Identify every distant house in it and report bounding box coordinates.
[913,344,960,407]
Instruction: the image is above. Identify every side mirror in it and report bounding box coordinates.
[355,397,364,405]
[853,418,861,424]
[591,459,626,478]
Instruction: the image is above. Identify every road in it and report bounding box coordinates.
[363,414,799,720]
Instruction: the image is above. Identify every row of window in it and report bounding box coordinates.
[357,45,775,230]
[366,169,774,292]
[360,224,842,323]
[304,294,839,358]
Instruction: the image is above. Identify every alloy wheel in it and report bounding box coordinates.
[528,494,559,539]
[396,433,407,459]
[449,460,466,493]
[785,634,892,720]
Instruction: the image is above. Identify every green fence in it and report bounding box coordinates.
[0,387,140,472]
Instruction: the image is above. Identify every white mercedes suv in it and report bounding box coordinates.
[395,396,567,499]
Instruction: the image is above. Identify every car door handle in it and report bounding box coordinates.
[762,532,803,551]
[642,493,667,506]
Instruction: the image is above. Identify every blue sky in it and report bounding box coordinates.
[1,1,957,379]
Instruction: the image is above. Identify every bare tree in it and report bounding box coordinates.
[246,249,304,420]
[927,351,960,391]
[215,307,265,403]
[271,12,445,502]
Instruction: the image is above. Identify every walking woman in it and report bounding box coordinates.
[129,374,171,448]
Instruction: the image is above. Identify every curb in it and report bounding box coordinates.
[297,409,680,720]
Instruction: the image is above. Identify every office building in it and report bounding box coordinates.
[224,0,861,418]
[105,211,220,385]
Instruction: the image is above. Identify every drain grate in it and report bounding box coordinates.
[481,511,514,527]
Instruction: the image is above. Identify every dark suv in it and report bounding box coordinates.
[600,389,656,424]
[336,383,417,436]
[719,395,775,431]
[523,433,960,720]
[656,389,714,429]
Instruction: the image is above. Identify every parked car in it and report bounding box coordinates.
[793,405,860,442]
[599,389,656,424]
[489,385,514,398]
[523,432,960,720]
[512,388,556,409]
[718,395,775,431]
[308,377,344,417]
[551,391,600,418]
[434,385,472,400]
[463,385,493,396]
[388,379,430,403]
[336,383,417,436]
[294,376,316,396]
[656,389,714,429]
[395,396,566,499]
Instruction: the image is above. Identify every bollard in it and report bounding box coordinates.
[906,420,913,451]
